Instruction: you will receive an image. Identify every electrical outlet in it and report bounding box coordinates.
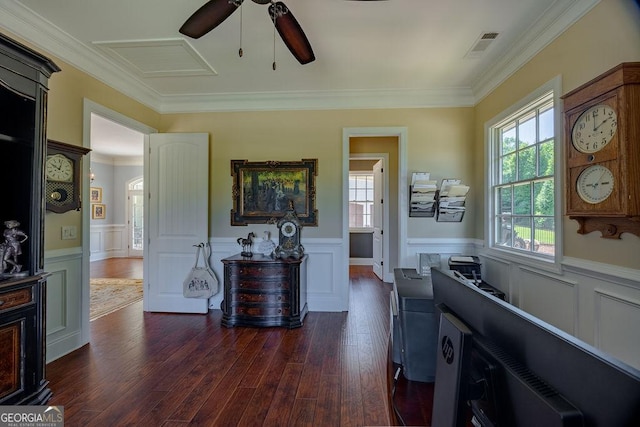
[61,225,77,240]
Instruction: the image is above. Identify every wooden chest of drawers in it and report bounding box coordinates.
[221,253,308,328]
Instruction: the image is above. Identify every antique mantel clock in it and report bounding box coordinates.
[46,140,91,213]
[275,199,304,259]
[562,62,640,238]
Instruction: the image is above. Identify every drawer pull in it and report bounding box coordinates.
[277,296,282,301]
[277,309,282,314]
[0,300,4,306]
[239,283,244,288]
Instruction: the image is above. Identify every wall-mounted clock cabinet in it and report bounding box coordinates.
[46,139,90,213]
[562,62,640,238]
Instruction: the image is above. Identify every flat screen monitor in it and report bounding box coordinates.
[430,268,640,427]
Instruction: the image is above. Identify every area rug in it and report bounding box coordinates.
[90,278,143,320]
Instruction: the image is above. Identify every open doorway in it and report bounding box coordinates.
[342,127,408,312]
[82,100,156,326]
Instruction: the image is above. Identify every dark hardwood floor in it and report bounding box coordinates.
[90,257,143,279]
[47,264,397,426]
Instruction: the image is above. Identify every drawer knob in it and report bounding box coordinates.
[277,309,282,314]
[277,296,282,301]
[239,283,244,288]
[0,300,4,306]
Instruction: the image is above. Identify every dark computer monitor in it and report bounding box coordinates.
[431,268,640,427]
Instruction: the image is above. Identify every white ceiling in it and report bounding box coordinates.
[0,0,598,156]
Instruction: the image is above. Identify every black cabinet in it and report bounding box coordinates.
[221,254,308,328]
[0,32,59,405]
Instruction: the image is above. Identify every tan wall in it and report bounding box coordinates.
[160,108,474,246]
[474,0,640,268]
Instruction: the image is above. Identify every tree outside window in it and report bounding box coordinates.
[491,92,556,257]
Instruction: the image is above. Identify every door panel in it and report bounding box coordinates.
[145,133,209,313]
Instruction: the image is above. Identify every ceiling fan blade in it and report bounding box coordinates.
[268,2,315,65]
[180,0,243,39]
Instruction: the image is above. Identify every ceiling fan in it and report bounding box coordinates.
[179,0,315,65]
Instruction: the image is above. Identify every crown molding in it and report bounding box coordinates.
[155,87,476,113]
[0,1,163,108]
[472,0,600,102]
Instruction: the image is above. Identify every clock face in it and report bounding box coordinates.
[571,104,617,153]
[576,165,614,204]
[46,154,74,182]
[281,221,297,237]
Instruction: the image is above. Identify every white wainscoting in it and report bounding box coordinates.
[479,252,640,371]
[90,224,128,261]
[407,238,640,370]
[208,237,347,312]
[44,247,84,363]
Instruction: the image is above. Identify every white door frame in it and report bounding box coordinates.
[81,99,156,344]
[342,127,408,302]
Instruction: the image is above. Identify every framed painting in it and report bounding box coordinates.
[231,159,318,226]
[90,187,102,203]
[92,203,106,220]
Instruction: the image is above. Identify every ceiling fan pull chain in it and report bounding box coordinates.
[272,10,277,70]
[238,2,244,57]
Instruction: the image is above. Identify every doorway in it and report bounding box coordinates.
[81,99,156,336]
[342,127,408,310]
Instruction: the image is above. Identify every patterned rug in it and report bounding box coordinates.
[90,278,143,320]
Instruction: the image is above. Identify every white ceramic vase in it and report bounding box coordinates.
[257,231,276,256]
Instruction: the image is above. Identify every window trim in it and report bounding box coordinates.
[484,76,563,272]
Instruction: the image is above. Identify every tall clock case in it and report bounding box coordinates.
[563,63,640,237]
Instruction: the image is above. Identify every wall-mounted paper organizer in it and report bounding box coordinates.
[409,172,438,217]
[436,179,469,222]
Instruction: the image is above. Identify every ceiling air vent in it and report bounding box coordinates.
[465,32,500,58]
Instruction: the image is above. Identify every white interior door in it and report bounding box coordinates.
[144,133,209,313]
[372,160,383,280]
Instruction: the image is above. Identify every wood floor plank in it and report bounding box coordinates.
[235,330,301,426]
[262,362,304,426]
[290,398,317,427]
[313,374,342,427]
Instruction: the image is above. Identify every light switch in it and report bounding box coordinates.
[61,225,77,240]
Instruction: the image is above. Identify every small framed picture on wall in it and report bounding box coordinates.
[90,187,102,203]
[92,203,106,220]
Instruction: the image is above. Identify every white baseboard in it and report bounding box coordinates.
[349,258,373,266]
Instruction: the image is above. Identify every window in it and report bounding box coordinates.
[487,79,561,260]
[349,172,374,228]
